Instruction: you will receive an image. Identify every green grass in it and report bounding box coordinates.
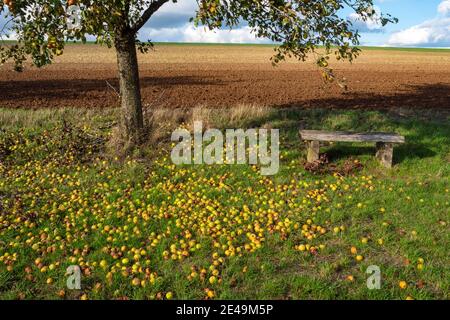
[357,46,450,53]
[0,107,448,300]
[2,38,450,52]
[150,43,450,53]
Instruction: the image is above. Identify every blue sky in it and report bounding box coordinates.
[1,0,449,47]
[351,0,450,47]
[138,0,450,47]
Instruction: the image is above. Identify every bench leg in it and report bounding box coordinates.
[306,141,320,163]
[376,142,394,168]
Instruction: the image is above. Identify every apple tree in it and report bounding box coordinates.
[0,0,396,145]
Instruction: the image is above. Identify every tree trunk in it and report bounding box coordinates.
[115,32,144,144]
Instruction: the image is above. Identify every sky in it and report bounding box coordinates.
[139,0,450,47]
[1,0,450,47]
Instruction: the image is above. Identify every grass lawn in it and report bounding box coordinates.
[0,106,448,300]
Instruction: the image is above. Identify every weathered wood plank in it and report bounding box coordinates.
[300,130,405,144]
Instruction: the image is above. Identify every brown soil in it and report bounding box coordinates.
[1,44,449,110]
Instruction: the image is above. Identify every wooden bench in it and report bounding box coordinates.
[299,130,405,168]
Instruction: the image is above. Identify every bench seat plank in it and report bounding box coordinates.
[299,130,405,144]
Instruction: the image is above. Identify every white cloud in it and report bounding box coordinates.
[438,0,450,16]
[137,0,268,43]
[139,24,267,44]
[387,1,450,47]
[157,0,197,14]
[387,18,450,47]
[182,25,261,43]
[347,5,384,33]
[145,0,196,28]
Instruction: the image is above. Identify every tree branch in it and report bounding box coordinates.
[130,0,170,34]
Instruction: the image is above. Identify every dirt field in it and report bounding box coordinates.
[1,44,450,110]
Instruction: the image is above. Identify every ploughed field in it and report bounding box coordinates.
[1,44,450,110]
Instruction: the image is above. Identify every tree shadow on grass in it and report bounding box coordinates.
[243,102,449,166]
[322,143,436,165]
[324,145,377,162]
[394,142,437,163]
